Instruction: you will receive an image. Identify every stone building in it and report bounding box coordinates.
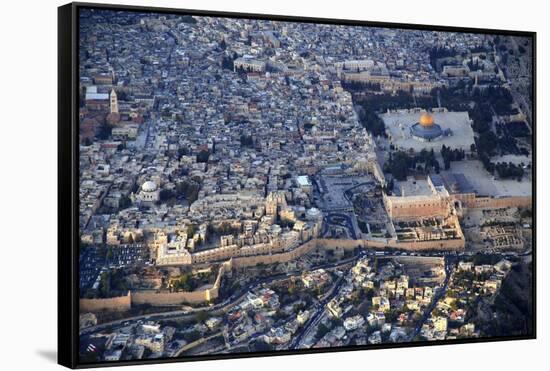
[137,181,160,205]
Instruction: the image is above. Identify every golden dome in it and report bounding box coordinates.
[419,112,434,127]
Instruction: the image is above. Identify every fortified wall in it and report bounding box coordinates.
[231,238,320,268]
[384,194,449,219]
[364,237,465,251]
[131,287,215,306]
[231,235,465,270]
[81,231,468,313]
[473,195,531,210]
[132,260,230,306]
[79,261,231,312]
[80,291,132,312]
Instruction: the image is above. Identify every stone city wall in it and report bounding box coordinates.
[473,196,532,210]
[231,239,320,268]
[231,235,465,269]
[132,261,228,306]
[317,237,464,252]
[384,195,449,219]
[80,231,467,312]
[364,237,465,251]
[383,191,531,220]
[80,262,230,311]
[131,287,217,306]
[80,291,132,313]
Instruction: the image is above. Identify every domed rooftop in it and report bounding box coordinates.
[306,207,322,220]
[141,181,157,192]
[410,112,443,142]
[419,112,434,127]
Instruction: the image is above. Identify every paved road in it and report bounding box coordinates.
[289,251,370,348]
[81,249,517,343]
[80,254,361,337]
[289,275,347,349]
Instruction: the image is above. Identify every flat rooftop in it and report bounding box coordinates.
[444,160,532,197]
[396,178,433,197]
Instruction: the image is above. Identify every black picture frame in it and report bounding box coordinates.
[58,2,536,369]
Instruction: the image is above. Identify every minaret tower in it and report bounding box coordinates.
[110,89,119,114]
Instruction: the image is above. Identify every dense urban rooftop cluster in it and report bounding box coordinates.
[77,9,533,363]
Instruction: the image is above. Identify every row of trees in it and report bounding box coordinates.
[172,273,197,292]
[494,162,524,180]
[88,269,129,299]
[175,179,200,203]
[428,46,458,71]
[384,149,441,181]
[357,106,387,137]
[221,52,236,70]
[341,80,381,92]
[441,145,466,170]
[358,91,418,112]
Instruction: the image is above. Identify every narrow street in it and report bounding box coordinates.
[407,256,455,341]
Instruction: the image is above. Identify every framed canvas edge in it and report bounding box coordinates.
[59,3,80,369]
[57,2,537,369]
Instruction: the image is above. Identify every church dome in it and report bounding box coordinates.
[141,181,157,192]
[419,112,434,127]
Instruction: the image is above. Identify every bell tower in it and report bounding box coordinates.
[110,89,119,114]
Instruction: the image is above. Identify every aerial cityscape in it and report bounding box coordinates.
[77,8,534,363]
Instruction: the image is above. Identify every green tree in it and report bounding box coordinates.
[106,247,113,261]
[195,311,210,323]
[316,323,330,339]
[196,150,210,163]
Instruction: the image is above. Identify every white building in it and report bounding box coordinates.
[137,181,160,204]
[343,315,365,331]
